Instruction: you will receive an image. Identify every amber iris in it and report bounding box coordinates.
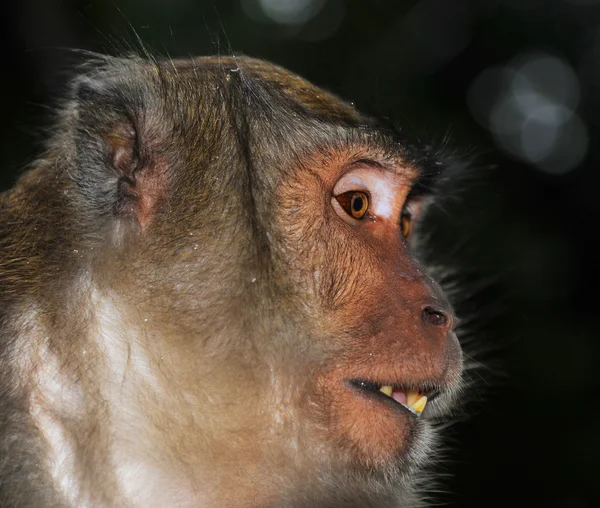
[337,191,369,220]
[400,212,411,238]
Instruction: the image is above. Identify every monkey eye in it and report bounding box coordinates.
[400,211,412,238]
[336,191,370,220]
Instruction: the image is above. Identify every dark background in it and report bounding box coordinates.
[2,0,599,506]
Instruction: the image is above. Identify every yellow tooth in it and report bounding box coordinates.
[406,390,420,407]
[412,395,428,414]
[379,385,393,397]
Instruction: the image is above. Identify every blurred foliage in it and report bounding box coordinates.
[2,1,599,506]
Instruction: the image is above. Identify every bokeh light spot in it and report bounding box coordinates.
[468,51,587,174]
[257,0,326,26]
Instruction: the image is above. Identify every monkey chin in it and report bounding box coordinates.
[310,377,444,472]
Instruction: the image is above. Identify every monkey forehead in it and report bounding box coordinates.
[165,57,423,165]
[169,55,363,124]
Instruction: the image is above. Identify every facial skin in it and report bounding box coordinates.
[0,55,463,507]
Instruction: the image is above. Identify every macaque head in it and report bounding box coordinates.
[0,55,463,507]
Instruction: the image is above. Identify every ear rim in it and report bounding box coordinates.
[65,64,167,231]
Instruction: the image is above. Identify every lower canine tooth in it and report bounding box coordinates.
[379,385,393,397]
[412,395,428,414]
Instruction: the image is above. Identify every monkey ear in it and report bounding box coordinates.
[67,70,166,230]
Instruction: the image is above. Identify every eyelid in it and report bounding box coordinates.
[401,197,425,226]
[401,199,415,215]
[332,175,369,196]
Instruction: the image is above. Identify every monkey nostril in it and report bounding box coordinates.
[421,306,449,327]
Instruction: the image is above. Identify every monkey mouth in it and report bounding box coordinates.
[349,380,440,416]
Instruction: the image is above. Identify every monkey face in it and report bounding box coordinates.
[0,55,464,506]
[276,145,463,470]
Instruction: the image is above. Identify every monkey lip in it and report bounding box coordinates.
[348,379,440,417]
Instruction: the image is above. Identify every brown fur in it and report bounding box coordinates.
[0,55,463,507]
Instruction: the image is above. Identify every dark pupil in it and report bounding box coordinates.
[352,196,364,212]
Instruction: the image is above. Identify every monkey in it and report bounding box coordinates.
[0,54,464,507]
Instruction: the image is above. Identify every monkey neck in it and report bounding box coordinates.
[15,277,304,506]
